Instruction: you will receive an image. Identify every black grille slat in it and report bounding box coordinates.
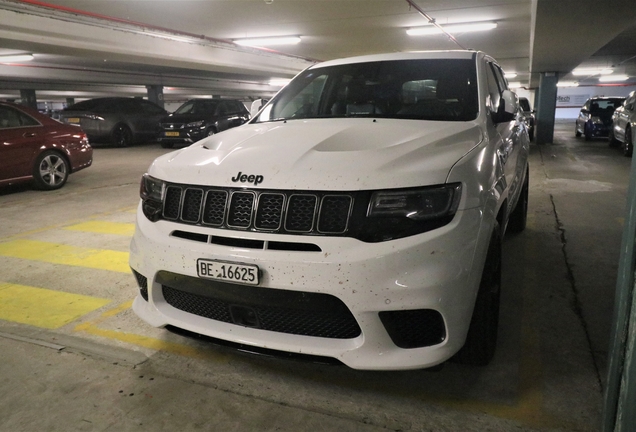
[159,183,352,236]
[228,192,255,227]
[203,190,227,226]
[285,195,317,232]
[163,186,182,220]
[181,189,203,223]
[318,195,352,233]
[255,193,285,230]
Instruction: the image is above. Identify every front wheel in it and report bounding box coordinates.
[111,124,133,147]
[624,127,633,157]
[452,222,501,366]
[33,150,69,190]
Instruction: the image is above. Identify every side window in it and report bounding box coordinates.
[0,106,39,128]
[264,74,328,120]
[491,64,508,92]
[485,62,501,114]
[139,100,165,115]
[218,102,229,115]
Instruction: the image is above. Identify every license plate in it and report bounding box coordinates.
[197,259,259,285]
[67,118,80,123]
[165,131,180,137]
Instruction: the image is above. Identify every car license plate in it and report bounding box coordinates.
[165,131,180,137]
[197,259,259,285]
[67,118,80,123]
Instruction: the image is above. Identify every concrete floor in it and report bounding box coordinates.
[0,122,630,431]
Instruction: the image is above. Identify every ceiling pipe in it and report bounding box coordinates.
[404,0,468,50]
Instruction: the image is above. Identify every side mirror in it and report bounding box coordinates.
[493,90,518,123]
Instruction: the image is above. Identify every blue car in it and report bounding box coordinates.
[575,97,625,140]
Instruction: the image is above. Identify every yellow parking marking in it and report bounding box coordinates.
[0,240,129,273]
[0,282,110,329]
[65,221,135,236]
[74,300,230,362]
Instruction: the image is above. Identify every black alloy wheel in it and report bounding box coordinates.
[112,124,134,147]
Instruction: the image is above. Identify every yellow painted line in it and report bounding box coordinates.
[0,240,130,273]
[0,205,137,242]
[73,300,229,362]
[0,282,110,329]
[65,221,135,236]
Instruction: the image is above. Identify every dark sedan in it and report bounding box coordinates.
[59,97,167,147]
[158,99,250,148]
[575,97,625,140]
[0,101,92,190]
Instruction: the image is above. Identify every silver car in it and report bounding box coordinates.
[610,91,636,157]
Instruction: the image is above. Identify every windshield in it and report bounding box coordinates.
[255,59,478,123]
[589,99,624,114]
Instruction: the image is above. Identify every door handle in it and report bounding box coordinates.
[23,132,36,138]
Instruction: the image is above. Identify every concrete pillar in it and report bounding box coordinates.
[66,97,75,107]
[20,89,37,110]
[146,85,164,108]
[535,72,558,145]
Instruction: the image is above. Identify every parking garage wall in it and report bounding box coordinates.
[556,84,636,119]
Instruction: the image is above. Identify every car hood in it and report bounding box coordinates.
[148,118,483,190]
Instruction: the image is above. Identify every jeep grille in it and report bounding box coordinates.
[162,184,353,235]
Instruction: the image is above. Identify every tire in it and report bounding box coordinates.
[624,127,633,157]
[453,222,501,366]
[160,142,174,149]
[206,128,216,137]
[33,150,69,190]
[584,124,591,141]
[528,127,534,142]
[507,168,529,233]
[575,123,582,137]
[111,123,133,147]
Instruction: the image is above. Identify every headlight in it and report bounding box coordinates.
[352,183,462,242]
[140,174,164,221]
[368,185,461,220]
[186,120,205,128]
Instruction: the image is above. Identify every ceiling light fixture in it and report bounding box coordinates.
[0,54,34,63]
[599,75,629,82]
[407,22,497,36]
[572,68,613,76]
[557,81,579,87]
[507,82,522,88]
[504,72,517,78]
[269,79,291,87]
[234,36,301,47]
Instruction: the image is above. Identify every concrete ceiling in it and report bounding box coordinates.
[0,0,635,104]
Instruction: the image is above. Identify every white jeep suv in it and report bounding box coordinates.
[130,50,529,370]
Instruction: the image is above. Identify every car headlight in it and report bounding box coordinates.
[186,120,205,128]
[140,174,165,221]
[352,183,462,242]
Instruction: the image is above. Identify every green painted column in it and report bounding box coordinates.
[535,72,558,145]
[146,85,164,108]
[603,138,636,431]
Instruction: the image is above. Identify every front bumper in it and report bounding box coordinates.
[129,204,488,370]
